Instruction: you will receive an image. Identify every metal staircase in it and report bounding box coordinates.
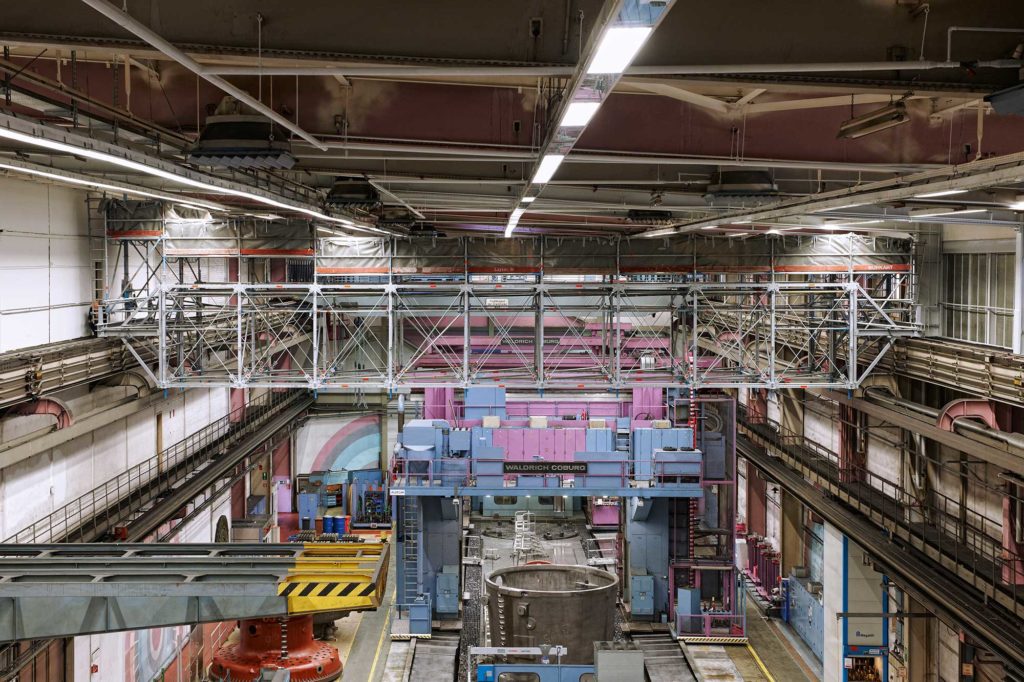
[616,425,631,451]
[401,495,422,601]
[86,196,107,326]
[512,511,547,564]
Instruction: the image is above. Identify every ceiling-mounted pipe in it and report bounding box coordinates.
[862,386,1024,451]
[201,59,1023,78]
[295,142,935,174]
[77,0,328,151]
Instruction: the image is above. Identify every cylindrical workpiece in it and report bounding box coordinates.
[485,564,618,664]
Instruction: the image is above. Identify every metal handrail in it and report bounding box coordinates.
[737,404,1024,617]
[5,389,302,544]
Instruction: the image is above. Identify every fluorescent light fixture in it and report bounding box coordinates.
[700,225,719,230]
[0,161,220,211]
[532,154,565,184]
[504,207,527,238]
[838,102,909,139]
[588,26,653,74]
[1011,201,1024,211]
[521,197,536,203]
[0,124,387,234]
[909,207,987,218]
[560,101,601,127]
[914,189,968,199]
[823,219,884,230]
[641,227,677,238]
[812,202,868,213]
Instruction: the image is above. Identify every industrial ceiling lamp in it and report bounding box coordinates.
[838,101,909,139]
[587,26,653,74]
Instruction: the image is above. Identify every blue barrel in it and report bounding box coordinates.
[339,516,350,534]
[323,516,336,534]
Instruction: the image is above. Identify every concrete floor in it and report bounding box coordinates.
[743,594,819,682]
[341,547,396,682]
[340,519,821,682]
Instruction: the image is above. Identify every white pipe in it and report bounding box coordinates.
[202,60,1024,78]
[78,0,328,151]
[296,142,935,173]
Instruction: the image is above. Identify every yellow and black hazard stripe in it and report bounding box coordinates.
[680,635,749,645]
[278,579,383,614]
[279,581,378,599]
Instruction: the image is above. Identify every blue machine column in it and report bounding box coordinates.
[824,523,890,682]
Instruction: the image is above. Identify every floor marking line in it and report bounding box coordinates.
[746,643,777,682]
[367,587,396,681]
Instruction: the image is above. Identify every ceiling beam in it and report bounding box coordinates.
[628,81,730,113]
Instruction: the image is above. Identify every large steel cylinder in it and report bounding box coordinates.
[485,564,618,664]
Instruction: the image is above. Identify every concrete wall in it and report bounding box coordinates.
[0,177,92,352]
[0,386,229,539]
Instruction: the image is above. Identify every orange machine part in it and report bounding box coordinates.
[210,615,342,682]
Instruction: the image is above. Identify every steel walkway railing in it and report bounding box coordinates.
[737,404,1024,613]
[736,405,1024,669]
[4,389,306,544]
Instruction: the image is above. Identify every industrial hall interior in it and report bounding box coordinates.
[9,3,1024,682]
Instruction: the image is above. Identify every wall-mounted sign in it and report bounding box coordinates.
[485,298,510,308]
[503,462,588,475]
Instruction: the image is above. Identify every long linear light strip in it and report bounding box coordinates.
[0,160,223,211]
[0,123,389,236]
[505,2,675,238]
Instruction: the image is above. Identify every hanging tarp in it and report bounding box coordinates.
[102,199,167,239]
[317,238,390,274]
[164,219,314,257]
[309,234,911,278]
[542,237,617,275]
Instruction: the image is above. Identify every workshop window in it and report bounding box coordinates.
[497,674,540,682]
[493,496,518,505]
[942,252,1014,348]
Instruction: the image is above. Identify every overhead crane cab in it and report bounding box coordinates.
[391,388,743,645]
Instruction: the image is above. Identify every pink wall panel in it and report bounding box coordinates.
[424,387,456,421]
[553,429,566,461]
[492,429,508,457]
[631,387,665,420]
[540,429,554,459]
[509,429,524,461]
[574,429,586,458]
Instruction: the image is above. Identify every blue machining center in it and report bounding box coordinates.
[391,388,741,641]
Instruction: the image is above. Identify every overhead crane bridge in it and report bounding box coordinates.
[0,541,389,642]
